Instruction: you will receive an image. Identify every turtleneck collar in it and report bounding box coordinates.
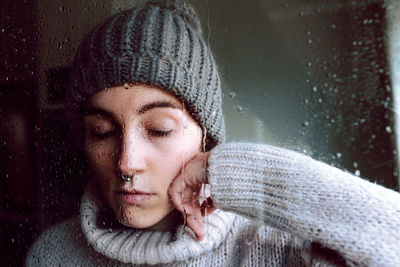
[80,180,236,265]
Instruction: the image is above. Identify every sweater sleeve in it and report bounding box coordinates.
[207,142,400,266]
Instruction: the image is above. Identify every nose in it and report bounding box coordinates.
[117,128,147,177]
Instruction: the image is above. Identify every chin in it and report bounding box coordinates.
[114,205,173,230]
[118,217,152,229]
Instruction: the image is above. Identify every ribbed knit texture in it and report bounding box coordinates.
[27,143,400,266]
[79,180,236,265]
[66,0,225,150]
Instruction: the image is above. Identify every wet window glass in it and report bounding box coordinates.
[1,0,399,266]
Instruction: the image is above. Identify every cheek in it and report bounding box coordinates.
[154,124,202,177]
[84,140,116,172]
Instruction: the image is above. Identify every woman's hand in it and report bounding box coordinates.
[168,152,216,241]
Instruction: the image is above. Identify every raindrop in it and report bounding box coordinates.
[229,92,236,98]
[302,121,309,127]
[353,162,358,168]
[385,126,392,133]
[354,170,360,176]
[336,152,342,159]
[235,105,243,113]
[312,86,317,92]
[331,24,336,29]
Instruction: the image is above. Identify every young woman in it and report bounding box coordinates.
[27,0,400,266]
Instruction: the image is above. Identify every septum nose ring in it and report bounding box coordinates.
[121,172,134,182]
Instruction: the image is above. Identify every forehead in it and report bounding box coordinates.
[85,84,183,115]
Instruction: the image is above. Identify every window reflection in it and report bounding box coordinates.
[0,0,398,266]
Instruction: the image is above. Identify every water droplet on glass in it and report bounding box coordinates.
[235,105,243,113]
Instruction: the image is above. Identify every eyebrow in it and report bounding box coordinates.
[136,101,180,114]
[83,101,181,118]
[83,107,114,118]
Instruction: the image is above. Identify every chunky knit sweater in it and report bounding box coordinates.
[26,143,400,266]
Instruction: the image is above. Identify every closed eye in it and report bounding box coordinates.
[90,130,115,140]
[147,129,172,137]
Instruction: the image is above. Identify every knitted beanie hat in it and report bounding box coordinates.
[66,0,225,151]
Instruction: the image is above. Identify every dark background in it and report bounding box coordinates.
[1,0,398,266]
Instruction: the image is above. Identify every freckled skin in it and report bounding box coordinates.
[83,84,202,231]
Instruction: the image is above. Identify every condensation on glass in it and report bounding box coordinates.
[0,0,398,266]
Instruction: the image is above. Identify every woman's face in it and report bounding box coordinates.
[83,84,202,230]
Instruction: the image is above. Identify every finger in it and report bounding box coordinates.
[168,179,186,213]
[182,185,193,203]
[182,152,210,187]
[200,197,216,216]
[186,214,205,241]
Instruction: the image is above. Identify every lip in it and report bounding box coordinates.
[115,189,154,205]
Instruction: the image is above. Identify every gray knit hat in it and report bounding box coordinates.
[66,0,225,151]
